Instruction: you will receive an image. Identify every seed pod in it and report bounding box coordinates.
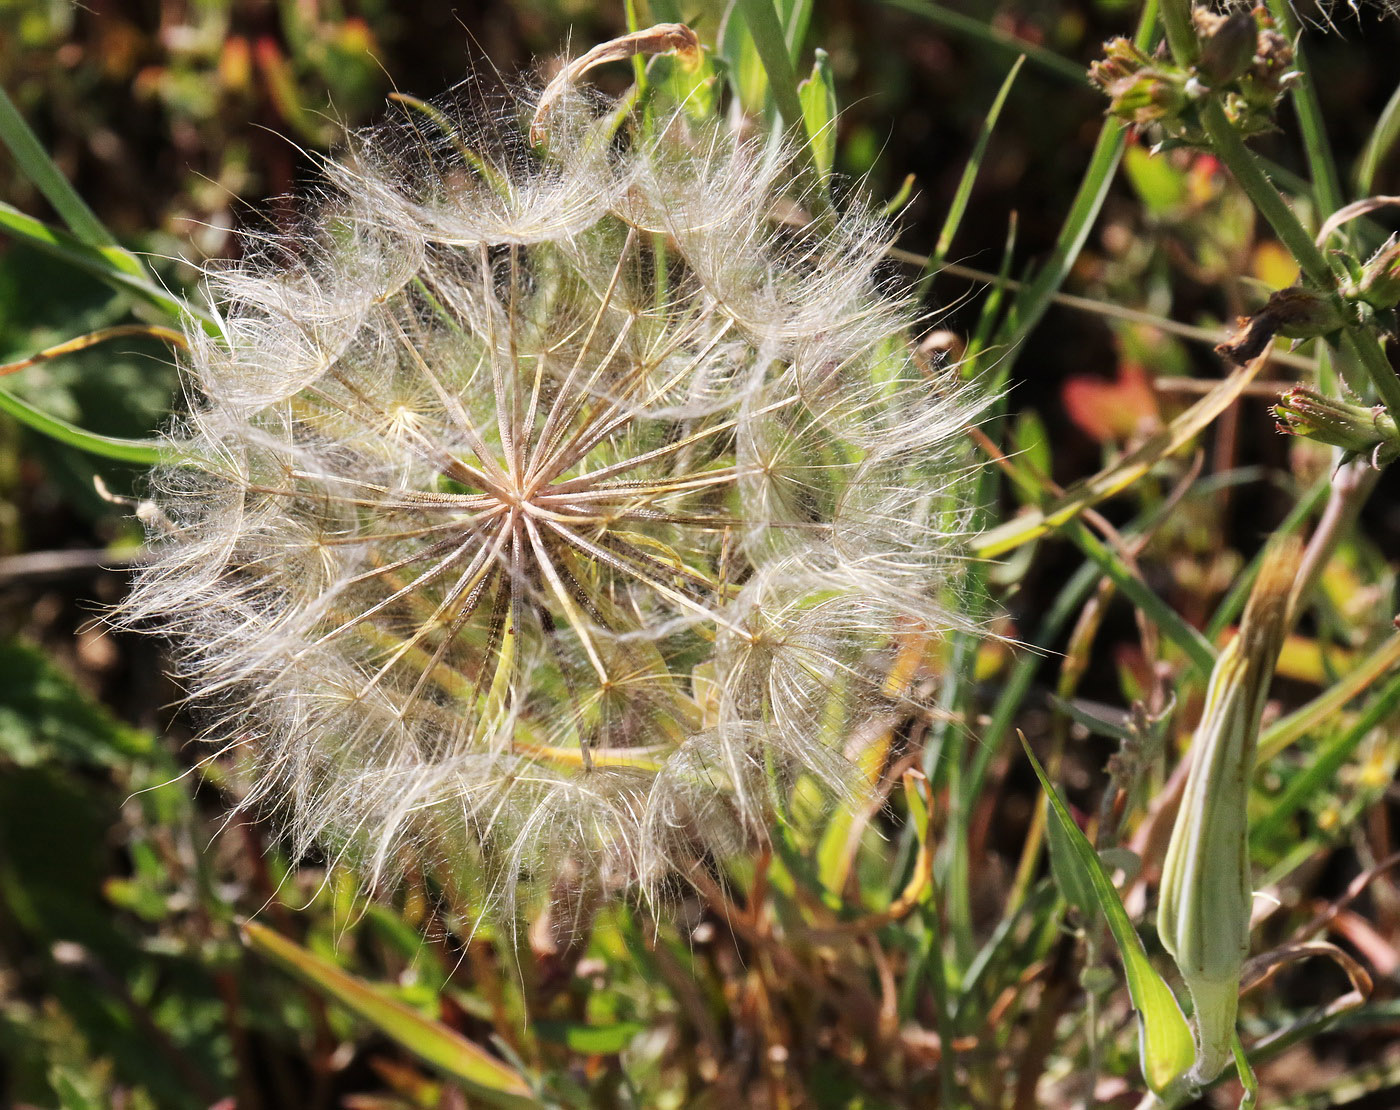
[1157,539,1300,1084]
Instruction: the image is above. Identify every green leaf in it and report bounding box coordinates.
[534,1020,644,1055]
[0,382,171,464]
[0,201,210,329]
[243,921,538,1106]
[993,0,1159,362]
[1020,735,1195,1096]
[1355,76,1400,196]
[1123,144,1187,215]
[1065,520,1217,677]
[798,49,837,181]
[0,638,153,767]
[0,85,137,266]
[48,1066,105,1110]
[1010,410,1051,486]
[731,0,831,220]
[1253,671,1400,846]
[1264,0,1344,221]
[929,55,1023,274]
[1044,797,1098,923]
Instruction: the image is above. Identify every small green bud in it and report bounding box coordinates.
[1090,39,1192,128]
[1348,236,1400,309]
[1274,387,1400,465]
[1106,70,1189,125]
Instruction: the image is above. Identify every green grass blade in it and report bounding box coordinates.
[0,201,211,329]
[0,84,139,262]
[1286,51,1344,218]
[928,55,1024,277]
[992,1,1157,356]
[733,0,805,128]
[732,0,832,220]
[879,0,1087,84]
[973,351,1268,559]
[243,922,538,1106]
[0,384,170,465]
[1266,0,1345,219]
[1020,736,1196,1096]
[1252,671,1400,846]
[996,121,1124,348]
[1065,520,1216,677]
[1356,77,1400,196]
[1257,630,1400,763]
[782,0,815,60]
[798,49,837,181]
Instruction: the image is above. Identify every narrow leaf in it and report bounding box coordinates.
[930,55,1023,273]
[1356,76,1400,196]
[992,0,1159,362]
[242,921,537,1105]
[798,49,837,180]
[974,351,1268,559]
[1065,520,1217,676]
[732,0,831,219]
[1020,735,1195,1095]
[1257,630,1400,762]
[534,1020,644,1055]
[0,201,210,328]
[0,84,137,265]
[0,384,169,465]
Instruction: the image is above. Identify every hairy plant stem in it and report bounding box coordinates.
[1158,0,1198,65]
[1201,101,1400,415]
[1158,0,1400,415]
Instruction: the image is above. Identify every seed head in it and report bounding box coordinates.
[124,43,980,920]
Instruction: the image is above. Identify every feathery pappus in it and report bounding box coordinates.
[123,25,982,921]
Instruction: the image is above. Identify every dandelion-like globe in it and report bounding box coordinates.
[127,31,978,918]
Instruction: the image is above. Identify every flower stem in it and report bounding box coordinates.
[1155,0,1400,414]
[1158,0,1199,66]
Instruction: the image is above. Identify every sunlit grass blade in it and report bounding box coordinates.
[1256,630,1400,763]
[1253,671,1400,847]
[924,55,1023,285]
[1356,77,1400,196]
[0,384,171,465]
[242,921,538,1106]
[1064,520,1216,676]
[992,0,1157,361]
[973,350,1269,559]
[732,0,831,219]
[798,49,837,181]
[1264,0,1344,220]
[0,201,210,329]
[0,84,142,269]
[1020,734,1196,1096]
